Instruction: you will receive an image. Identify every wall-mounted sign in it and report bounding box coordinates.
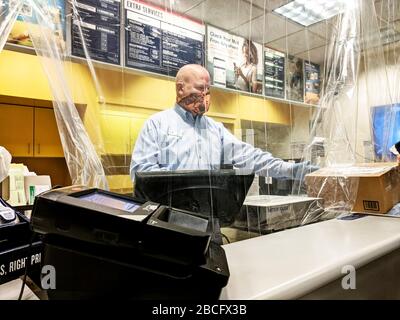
[5,0,65,48]
[304,60,321,105]
[71,0,121,65]
[124,0,205,77]
[264,47,285,99]
[286,55,304,102]
[206,25,263,95]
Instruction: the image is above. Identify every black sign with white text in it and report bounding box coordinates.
[71,0,121,65]
[264,47,285,99]
[124,0,204,76]
[0,242,42,285]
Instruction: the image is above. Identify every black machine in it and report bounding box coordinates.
[134,169,255,227]
[31,186,230,300]
[0,198,42,286]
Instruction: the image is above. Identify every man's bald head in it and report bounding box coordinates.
[176,64,210,87]
[175,64,211,116]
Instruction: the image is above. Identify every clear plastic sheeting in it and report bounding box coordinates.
[0,146,12,183]
[0,0,107,188]
[0,0,20,52]
[292,0,400,228]
[0,0,400,243]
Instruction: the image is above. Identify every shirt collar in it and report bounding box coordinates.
[174,103,198,123]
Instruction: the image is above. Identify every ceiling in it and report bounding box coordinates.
[146,0,400,65]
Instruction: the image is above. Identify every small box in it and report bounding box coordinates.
[0,177,10,200]
[305,163,400,214]
[235,195,324,232]
[24,176,51,205]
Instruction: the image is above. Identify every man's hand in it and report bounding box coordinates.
[291,161,320,180]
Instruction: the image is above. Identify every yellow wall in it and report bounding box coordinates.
[0,50,53,100]
[0,50,102,145]
[0,49,296,190]
[0,50,292,129]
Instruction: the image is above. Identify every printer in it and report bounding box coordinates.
[0,197,42,286]
[31,186,230,300]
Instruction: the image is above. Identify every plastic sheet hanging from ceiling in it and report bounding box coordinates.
[0,0,108,188]
[1,0,400,242]
[291,0,400,227]
[227,0,400,237]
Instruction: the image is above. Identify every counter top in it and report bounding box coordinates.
[221,215,400,299]
[0,279,39,300]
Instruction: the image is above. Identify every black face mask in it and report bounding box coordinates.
[178,93,206,115]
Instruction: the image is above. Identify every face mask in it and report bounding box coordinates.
[0,147,11,183]
[178,93,210,115]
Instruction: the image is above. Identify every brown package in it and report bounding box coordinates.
[305,163,400,214]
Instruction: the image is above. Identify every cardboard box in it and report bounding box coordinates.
[0,175,51,205]
[3,164,28,206]
[0,177,9,200]
[235,195,324,232]
[305,163,400,214]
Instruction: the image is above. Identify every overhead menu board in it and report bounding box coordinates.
[124,0,205,77]
[207,25,263,95]
[5,0,65,48]
[304,61,321,105]
[71,0,121,65]
[264,47,285,99]
[286,55,304,102]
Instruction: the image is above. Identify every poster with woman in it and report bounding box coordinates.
[286,55,304,102]
[207,25,263,95]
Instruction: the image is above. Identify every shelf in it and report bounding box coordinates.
[69,55,320,109]
[211,85,319,109]
[4,43,36,56]
[4,43,320,109]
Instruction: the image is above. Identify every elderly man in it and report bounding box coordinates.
[130,64,316,180]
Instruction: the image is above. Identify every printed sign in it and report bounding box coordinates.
[304,60,321,105]
[207,25,263,95]
[125,0,205,76]
[264,47,285,99]
[5,0,65,48]
[71,0,121,65]
[286,55,304,102]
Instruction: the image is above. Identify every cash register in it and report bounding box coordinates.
[31,186,229,300]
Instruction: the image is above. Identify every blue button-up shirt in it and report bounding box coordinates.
[130,104,294,180]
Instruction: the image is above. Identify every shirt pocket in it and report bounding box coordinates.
[159,128,182,145]
[159,128,184,166]
[166,128,184,146]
